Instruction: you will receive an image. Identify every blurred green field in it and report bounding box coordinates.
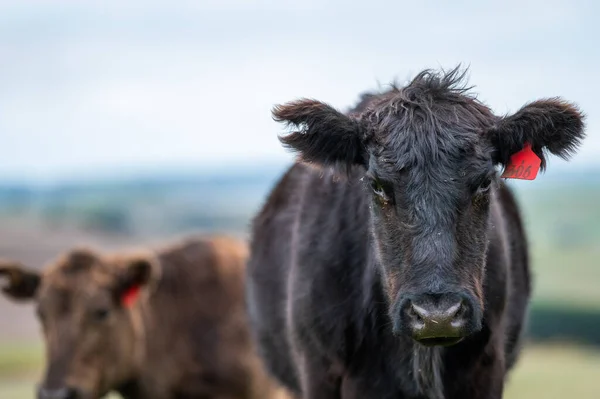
[505,343,600,398]
[1,341,598,398]
[1,173,599,397]
[515,183,600,312]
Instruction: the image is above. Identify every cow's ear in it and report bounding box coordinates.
[113,255,158,307]
[0,261,41,301]
[273,99,370,171]
[490,98,585,170]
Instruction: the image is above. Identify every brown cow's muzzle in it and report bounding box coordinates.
[37,386,80,399]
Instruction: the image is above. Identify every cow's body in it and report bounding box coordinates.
[245,68,584,399]
[247,163,529,399]
[115,236,288,399]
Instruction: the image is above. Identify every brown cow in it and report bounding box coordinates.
[0,235,291,399]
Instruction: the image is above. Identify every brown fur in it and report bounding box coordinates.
[0,235,292,399]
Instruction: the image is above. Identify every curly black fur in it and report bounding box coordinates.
[248,66,585,399]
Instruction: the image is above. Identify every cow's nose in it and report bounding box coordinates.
[402,293,473,346]
[37,387,78,399]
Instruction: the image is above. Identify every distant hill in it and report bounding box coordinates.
[0,163,597,237]
[0,162,289,236]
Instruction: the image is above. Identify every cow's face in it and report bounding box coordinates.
[273,67,585,346]
[364,135,494,346]
[0,249,157,399]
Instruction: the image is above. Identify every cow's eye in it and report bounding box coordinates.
[476,177,492,195]
[371,180,391,203]
[92,308,110,321]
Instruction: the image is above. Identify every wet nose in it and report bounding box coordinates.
[402,293,472,346]
[37,387,78,399]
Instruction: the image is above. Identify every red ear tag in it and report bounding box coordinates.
[501,143,541,180]
[121,285,141,307]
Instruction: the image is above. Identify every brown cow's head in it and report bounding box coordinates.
[273,66,585,347]
[0,249,159,399]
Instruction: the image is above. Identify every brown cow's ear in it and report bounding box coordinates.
[489,98,585,171]
[113,255,157,307]
[0,261,41,301]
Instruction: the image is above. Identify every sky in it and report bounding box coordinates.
[0,0,598,182]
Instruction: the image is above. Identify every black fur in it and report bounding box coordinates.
[490,98,585,170]
[247,66,585,399]
[274,100,370,170]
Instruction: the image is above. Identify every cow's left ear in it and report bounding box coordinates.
[490,98,585,170]
[113,255,158,307]
[0,261,41,301]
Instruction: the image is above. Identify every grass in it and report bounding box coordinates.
[529,246,600,311]
[0,341,43,377]
[0,376,37,399]
[0,342,598,398]
[505,343,600,398]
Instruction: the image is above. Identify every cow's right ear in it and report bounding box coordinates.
[273,99,370,171]
[113,254,159,307]
[0,261,41,301]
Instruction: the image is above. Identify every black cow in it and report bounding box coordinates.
[246,67,585,399]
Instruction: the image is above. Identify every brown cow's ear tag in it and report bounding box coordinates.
[501,143,541,180]
[121,285,141,307]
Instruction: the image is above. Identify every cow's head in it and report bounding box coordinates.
[0,248,159,399]
[273,67,585,346]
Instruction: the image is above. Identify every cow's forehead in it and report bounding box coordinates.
[40,260,115,294]
[362,73,496,175]
[370,138,488,184]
